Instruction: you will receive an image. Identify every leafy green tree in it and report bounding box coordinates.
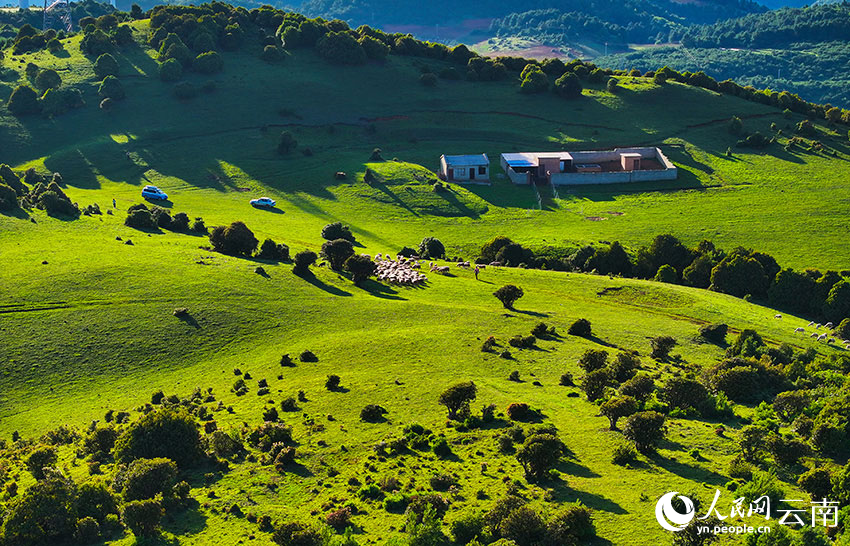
[578,349,608,372]
[93,53,119,79]
[600,396,638,430]
[209,221,258,256]
[823,281,850,324]
[568,318,592,337]
[438,381,477,420]
[661,377,708,411]
[654,264,677,283]
[26,446,58,480]
[320,239,354,271]
[622,411,666,453]
[418,237,445,259]
[77,480,119,524]
[554,72,582,98]
[98,76,125,100]
[316,31,366,65]
[650,336,677,361]
[0,476,78,545]
[710,255,768,298]
[344,254,375,285]
[516,433,563,481]
[682,255,714,288]
[519,64,549,94]
[192,51,223,74]
[121,458,178,501]
[80,29,114,56]
[581,369,609,401]
[321,221,355,242]
[34,69,61,91]
[0,184,19,211]
[493,285,524,309]
[122,499,163,538]
[836,318,850,340]
[7,85,41,115]
[620,374,655,402]
[586,241,632,276]
[113,407,202,467]
[646,234,693,278]
[158,33,192,66]
[293,250,317,275]
[192,32,215,53]
[606,77,619,93]
[358,34,389,60]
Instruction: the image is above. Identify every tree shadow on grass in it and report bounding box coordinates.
[175,312,200,329]
[647,452,727,486]
[134,533,180,546]
[163,506,207,537]
[548,481,628,515]
[514,308,550,318]
[0,208,30,220]
[295,271,352,297]
[359,278,407,301]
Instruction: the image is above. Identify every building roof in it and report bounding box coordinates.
[442,154,489,166]
[501,152,573,168]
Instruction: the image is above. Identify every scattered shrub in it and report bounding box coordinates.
[493,285,524,309]
[568,318,592,337]
[360,404,387,422]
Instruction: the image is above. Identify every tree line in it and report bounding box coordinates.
[475,234,850,324]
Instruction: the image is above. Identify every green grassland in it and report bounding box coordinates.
[0,17,849,546]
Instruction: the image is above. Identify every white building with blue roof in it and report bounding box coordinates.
[439,154,490,183]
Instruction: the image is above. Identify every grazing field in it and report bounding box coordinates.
[1,12,850,546]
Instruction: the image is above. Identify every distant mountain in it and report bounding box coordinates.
[595,4,850,106]
[300,0,766,32]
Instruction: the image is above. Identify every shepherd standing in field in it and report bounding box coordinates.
[474,265,480,280]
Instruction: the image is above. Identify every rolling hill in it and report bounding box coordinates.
[1,5,850,546]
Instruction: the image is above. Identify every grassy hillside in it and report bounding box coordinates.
[1,11,850,546]
[2,21,850,270]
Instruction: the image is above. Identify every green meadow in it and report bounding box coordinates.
[1,15,849,546]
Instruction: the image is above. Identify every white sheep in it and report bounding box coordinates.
[794,327,805,333]
[826,322,834,329]
[815,323,822,329]
[808,321,815,326]
[818,333,828,341]
[774,314,782,319]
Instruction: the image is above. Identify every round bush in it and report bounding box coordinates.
[93,53,119,79]
[192,51,223,74]
[98,76,125,100]
[158,58,183,82]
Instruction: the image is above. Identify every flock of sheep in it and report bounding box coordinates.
[779,314,849,347]
[371,254,428,285]
[365,254,492,285]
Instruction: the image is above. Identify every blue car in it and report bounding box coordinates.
[141,185,168,201]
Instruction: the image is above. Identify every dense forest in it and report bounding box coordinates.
[679,3,850,48]
[593,4,850,107]
[597,42,850,107]
[299,0,765,29]
[488,0,766,47]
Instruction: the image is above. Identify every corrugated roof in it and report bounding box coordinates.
[501,152,573,167]
[442,154,489,166]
